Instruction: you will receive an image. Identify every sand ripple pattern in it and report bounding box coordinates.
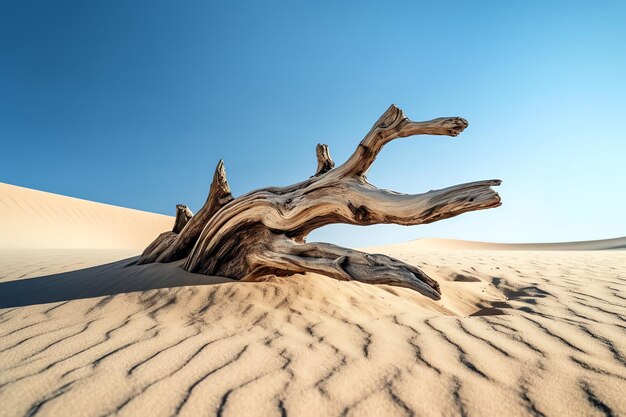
[0,250,625,417]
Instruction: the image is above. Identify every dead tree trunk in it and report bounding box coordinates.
[139,105,501,299]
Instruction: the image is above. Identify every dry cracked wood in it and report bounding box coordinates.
[172,205,194,234]
[138,161,233,264]
[139,104,502,299]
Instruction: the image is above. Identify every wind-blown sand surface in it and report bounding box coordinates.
[388,237,626,252]
[1,185,625,417]
[0,182,172,250]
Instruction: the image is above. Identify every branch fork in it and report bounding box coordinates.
[138,104,501,300]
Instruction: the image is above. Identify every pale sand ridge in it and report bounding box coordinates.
[384,237,626,251]
[0,182,173,250]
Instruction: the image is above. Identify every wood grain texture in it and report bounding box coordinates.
[138,160,233,265]
[314,143,335,176]
[140,105,502,298]
[172,205,194,234]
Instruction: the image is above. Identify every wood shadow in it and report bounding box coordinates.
[0,257,234,309]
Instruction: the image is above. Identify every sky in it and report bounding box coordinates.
[1,1,625,247]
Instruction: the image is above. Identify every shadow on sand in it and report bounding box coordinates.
[0,257,234,309]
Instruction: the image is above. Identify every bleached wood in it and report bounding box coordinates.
[157,159,233,263]
[137,160,233,264]
[141,104,501,299]
[336,104,469,177]
[243,236,441,299]
[314,143,334,176]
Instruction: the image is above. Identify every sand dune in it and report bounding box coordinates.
[374,236,626,252]
[0,182,173,250]
[1,185,626,416]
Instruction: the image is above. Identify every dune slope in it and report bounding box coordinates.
[385,237,626,251]
[0,182,172,250]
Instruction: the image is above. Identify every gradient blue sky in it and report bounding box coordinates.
[1,1,625,247]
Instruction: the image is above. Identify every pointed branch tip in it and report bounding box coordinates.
[172,204,194,233]
[314,143,335,176]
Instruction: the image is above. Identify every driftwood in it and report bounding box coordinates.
[139,105,501,299]
[138,205,193,264]
[172,205,194,233]
[138,161,233,265]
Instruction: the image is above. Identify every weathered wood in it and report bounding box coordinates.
[172,205,194,234]
[137,160,233,264]
[138,231,178,265]
[242,234,441,299]
[140,104,502,299]
[336,105,469,177]
[138,205,193,264]
[314,143,334,176]
[157,160,233,263]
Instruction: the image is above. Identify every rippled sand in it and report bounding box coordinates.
[1,247,625,417]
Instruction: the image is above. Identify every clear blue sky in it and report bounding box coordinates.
[1,1,625,247]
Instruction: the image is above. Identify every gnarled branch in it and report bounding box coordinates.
[139,104,502,300]
[335,104,468,177]
[244,236,441,299]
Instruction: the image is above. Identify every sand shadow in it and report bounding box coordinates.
[0,257,234,308]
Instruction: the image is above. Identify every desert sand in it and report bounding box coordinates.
[0,184,625,417]
[0,182,172,250]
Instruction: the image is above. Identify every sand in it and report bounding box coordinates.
[381,237,626,252]
[0,185,625,417]
[0,182,173,250]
